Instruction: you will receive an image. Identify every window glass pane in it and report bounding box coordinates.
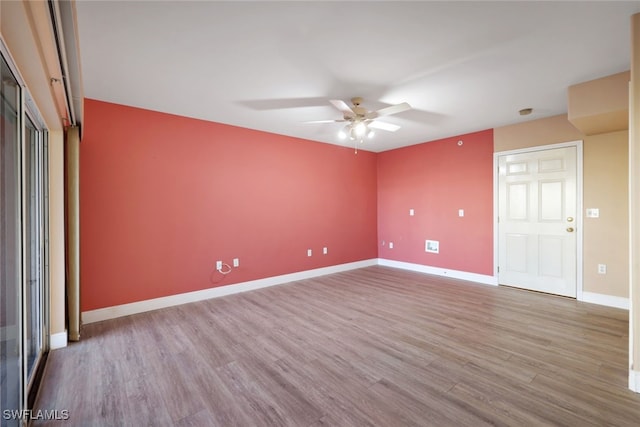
[0,53,21,426]
[25,115,42,381]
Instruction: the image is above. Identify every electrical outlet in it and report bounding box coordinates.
[458,209,464,217]
[233,258,239,267]
[323,247,328,255]
[409,209,415,216]
[216,260,222,270]
[389,242,394,249]
[307,249,312,257]
[598,264,607,274]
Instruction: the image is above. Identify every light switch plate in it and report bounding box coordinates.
[586,208,600,218]
[458,209,464,217]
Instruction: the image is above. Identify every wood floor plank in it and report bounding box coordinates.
[272,356,381,427]
[32,266,640,426]
[122,373,174,427]
[452,370,601,427]
[174,409,217,427]
[231,354,323,425]
[366,377,496,427]
[184,350,260,426]
[448,381,561,427]
[530,372,640,426]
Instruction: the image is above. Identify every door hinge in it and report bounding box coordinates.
[497,266,500,273]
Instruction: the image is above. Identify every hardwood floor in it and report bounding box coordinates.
[33,266,640,426]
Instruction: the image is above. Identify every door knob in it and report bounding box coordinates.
[566,227,574,232]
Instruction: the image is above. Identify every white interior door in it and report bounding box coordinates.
[498,146,577,297]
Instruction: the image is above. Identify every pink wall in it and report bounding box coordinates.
[81,99,378,311]
[377,130,494,275]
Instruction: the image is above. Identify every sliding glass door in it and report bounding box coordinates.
[25,114,47,386]
[1,50,22,427]
[0,47,49,426]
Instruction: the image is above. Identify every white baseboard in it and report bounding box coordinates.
[82,259,378,324]
[581,292,629,310]
[82,257,630,325]
[630,370,640,393]
[377,258,498,286]
[50,331,67,349]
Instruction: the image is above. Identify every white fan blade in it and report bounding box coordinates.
[368,121,400,132]
[304,119,346,124]
[330,99,355,117]
[367,102,411,119]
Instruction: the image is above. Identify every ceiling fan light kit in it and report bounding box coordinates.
[339,122,376,142]
[306,96,411,148]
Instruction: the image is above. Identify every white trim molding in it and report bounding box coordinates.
[377,258,498,286]
[82,259,378,324]
[630,369,640,393]
[50,331,68,350]
[82,257,628,325]
[581,292,630,310]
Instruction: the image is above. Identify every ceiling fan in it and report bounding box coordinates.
[306,97,411,142]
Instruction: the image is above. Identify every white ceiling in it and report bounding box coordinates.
[75,1,640,152]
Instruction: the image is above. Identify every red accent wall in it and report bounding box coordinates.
[80,99,378,311]
[377,130,494,275]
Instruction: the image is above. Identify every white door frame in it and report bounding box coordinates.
[493,140,584,300]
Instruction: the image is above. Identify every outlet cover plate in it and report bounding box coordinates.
[426,240,440,253]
